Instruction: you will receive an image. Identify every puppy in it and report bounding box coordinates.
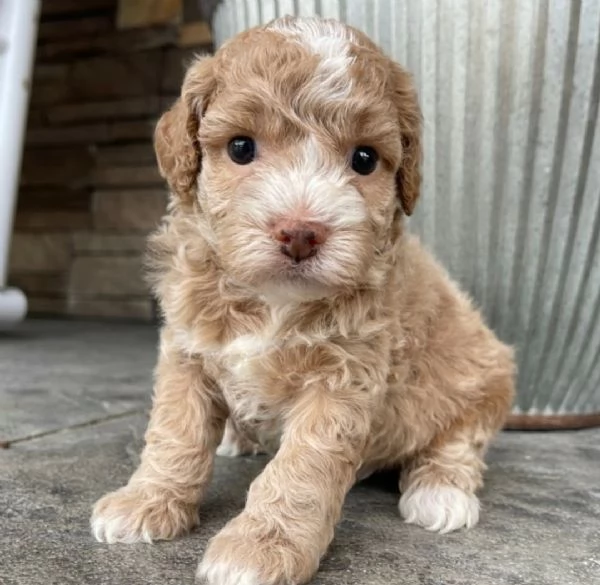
[91,16,515,585]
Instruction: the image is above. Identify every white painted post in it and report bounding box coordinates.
[0,0,40,328]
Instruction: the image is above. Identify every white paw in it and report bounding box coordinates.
[91,487,196,544]
[399,485,480,534]
[216,432,261,458]
[197,561,261,585]
[216,440,245,458]
[91,508,152,544]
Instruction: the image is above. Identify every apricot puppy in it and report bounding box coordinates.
[91,16,515,585]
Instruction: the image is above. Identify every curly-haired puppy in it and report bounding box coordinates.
[91,16,515,585]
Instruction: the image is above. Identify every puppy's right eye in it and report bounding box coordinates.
[227,136,256,165]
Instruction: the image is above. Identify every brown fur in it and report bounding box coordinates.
[91,16,514,585]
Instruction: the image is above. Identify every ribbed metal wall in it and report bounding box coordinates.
[212,0,600,418]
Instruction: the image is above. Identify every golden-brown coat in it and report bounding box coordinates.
[92,16,514,585]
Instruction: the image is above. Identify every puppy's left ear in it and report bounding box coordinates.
[154,56,216,207]
[390,63,422,216]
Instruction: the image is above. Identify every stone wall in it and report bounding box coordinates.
[8,0,211,321]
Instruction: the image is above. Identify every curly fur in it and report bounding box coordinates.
[91,16,514,585]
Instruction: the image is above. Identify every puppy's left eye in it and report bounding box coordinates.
[351,146,379,175]
[227,136,256,165]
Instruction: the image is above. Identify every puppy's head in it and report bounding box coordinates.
[155,16,421,299]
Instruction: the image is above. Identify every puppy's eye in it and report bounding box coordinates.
[351,146,379,175]
[227,136,256,165]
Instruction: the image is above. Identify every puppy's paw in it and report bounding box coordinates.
[197,563,261,585]
[91,485,198,544]
[216,423,262,458]
[399,484,479,534]
[197,513,318,585]
[215,436,260,458]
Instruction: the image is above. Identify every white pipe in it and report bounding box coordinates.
[0,0,40,327]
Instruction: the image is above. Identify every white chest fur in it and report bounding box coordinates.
[176,305,295,453]
[220,309,292,452]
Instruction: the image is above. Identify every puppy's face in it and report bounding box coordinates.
[155,17,421,299]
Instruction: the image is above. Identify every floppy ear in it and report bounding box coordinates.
[154,56,216,207]
[390,63,423,216]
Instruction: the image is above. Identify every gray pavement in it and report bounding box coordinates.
[1,319,599,585]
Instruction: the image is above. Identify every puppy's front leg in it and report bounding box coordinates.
[92,338,227,544]
[198,389,371,585]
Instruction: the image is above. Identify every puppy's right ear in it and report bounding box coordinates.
[154,56,216,207]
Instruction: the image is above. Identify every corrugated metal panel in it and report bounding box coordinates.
[212,0,600,417]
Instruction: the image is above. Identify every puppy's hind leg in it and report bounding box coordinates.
[398,424,485,534]
[399,373,513,534]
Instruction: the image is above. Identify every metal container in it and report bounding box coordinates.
[211,0,600,429]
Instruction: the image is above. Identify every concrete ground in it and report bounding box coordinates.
[1,319,599,585]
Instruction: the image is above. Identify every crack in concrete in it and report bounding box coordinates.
[0,408,146,449]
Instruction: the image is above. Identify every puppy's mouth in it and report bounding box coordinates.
[263,245,332,293]
[259,250,333,303]
[276,251,320,277]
